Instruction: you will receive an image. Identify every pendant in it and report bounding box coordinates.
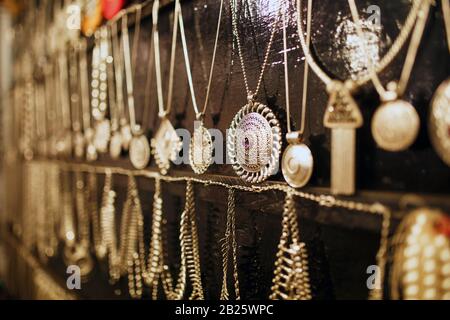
[120,123,133,151]
[372,93,420,152]
[189,121,213,174]
[324,81,363,195]
[109,131,123,159]
[227,100,282,183]
[85,128,98,162]
[130,134,151,169]
[391,208,450,300]
[151,118,182,175]
[73,131,85,159]
[282,132,313,188]
[429,79,450,166]
[93,119,111,153]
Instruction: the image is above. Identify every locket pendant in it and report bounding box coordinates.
[371,90,420,152]
[151,118,182,175]
[93,119,111,153]
[189,120,213,174]
[429,78,450,166]
[130,133,151,170]
[227,98,282,183]
[282,132,313,188]
[109,130,123,159]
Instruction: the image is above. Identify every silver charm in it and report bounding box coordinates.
[228,101,282,183]
[151,118,182,175]
[109,131,123,159]
[93,119,111,153]
[282,132,313,188]
[429,79,450,166]
[189,121,213,174]
[130,135,151,169]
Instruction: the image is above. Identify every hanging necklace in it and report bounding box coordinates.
[91,26,112,154]
[122,6,152,169]
[281,1,313,188]
[57,47,73,158]
[79,38,98,161]
[429,0,450,166]
[228,0,283,184]
[297,0,423,195]
[151,0,183,175]
[69,43,85,159]
[177,0,224,174]
[349,0,431,152]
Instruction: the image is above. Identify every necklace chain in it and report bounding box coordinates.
[231,0,282,100]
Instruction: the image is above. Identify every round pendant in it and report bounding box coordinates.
[129,135,151,169]
[94,119,111,153]
[73,132,85,159]
[109,131,123,159]
[121,124,133,151]
[371,99,420,152]
[282,143,314,188]
[429,79,450,166]
[228,102,282,183]
[189,123,213,174]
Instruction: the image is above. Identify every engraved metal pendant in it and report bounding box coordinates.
[151,118,182,175]
[189,121,213,174]
[324,81,363,195]
[429,79,450,166]
[130,134,151,169]
[372,97,420,152]
[282,133,313,188]
[227,101,282,183]
[109,131,123,159]
[93,119,111,153]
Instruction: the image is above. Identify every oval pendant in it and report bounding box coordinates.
[429,79,450,166]
[73,132,85,159]
[109,131,123,159]
[189,122,213,174]
[94,119,111,153]
[228,102,282,183]
[282,143,314,188]
[120,124,133,151]
[151,118,182,175]
[130,135,151,169]
[371,99,420,152]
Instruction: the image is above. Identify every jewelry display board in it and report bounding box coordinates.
[1,0,449,300]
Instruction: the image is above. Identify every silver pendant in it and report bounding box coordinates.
[130,134,151,169]
[282,133,313,188]
[109,131,123,159]
[73,131,85,159]
[151,118,182,175]
[372,98,420,152]
[93,119,111,153]
[227,101,282,183]
[189,121,213,174]
[120,124,133,151]
[429,79,450,166]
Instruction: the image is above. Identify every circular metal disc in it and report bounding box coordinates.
[189,124,213,174]
[371,99,420,152]
[429,79,450,166]
[129,135,151,169]
[282,143,314,188]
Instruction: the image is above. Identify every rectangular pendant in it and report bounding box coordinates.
[331,128,356,195]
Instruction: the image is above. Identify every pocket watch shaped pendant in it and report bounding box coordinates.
[227,101,282,183]
[282,140,313,189]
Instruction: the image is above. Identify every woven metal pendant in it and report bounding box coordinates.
[189,122,213,174]
[228,101,282,183]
